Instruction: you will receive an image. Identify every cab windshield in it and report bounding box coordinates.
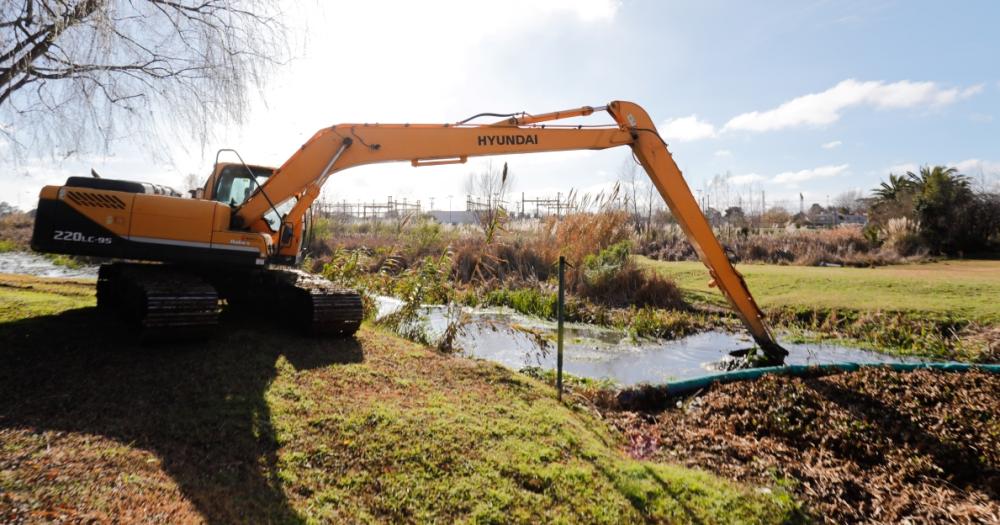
[213,165,272,207]
[213,165,295,232]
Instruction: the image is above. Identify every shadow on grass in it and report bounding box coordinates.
[0,306,363,524]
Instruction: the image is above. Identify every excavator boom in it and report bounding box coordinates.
[234,101,786,362]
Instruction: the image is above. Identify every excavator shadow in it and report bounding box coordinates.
[0,306,363,523]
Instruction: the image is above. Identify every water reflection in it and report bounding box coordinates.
[0,252,99,278]
[376,297,928,386]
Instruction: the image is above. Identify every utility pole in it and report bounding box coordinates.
[448,195,453,223]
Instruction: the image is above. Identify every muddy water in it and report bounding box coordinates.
[0,252,99,278]
[376,297,927,385]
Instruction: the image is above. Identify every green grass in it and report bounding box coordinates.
[638,257,1000,361]
[0,273,802,523]
[469,287,709,341]
[42,253,84,269]
[637,257,1000,323]
[0,274,95,321]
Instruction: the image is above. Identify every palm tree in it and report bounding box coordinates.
[873,173,913,202]
[905,165,969,193]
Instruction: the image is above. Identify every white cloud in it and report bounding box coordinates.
[660,115,717,142]
[724,79,983,133]
[821,140,842,150]
[952,159,1000,192]
[880,159,1000,180]
[728,173,765,185]
[772,164,849,184]
[550,0,621,21]
[952,158,1000,176]
[960,84,985,98]
[713,149,732,158]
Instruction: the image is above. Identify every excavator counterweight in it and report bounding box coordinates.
[30,101,787,363]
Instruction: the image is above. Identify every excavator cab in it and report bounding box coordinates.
[205,164,273,207]
[204,163,297,234]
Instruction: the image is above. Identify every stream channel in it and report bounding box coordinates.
[375,296,926,385]
[1,251,926,385]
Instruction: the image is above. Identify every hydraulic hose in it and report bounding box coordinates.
[663,362,1000,398]
[613,362,1000,410]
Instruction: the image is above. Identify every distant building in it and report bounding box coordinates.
[425,210,479,225]
[813,211,867,227]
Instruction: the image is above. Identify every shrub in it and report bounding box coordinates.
[640,225,899,267]
[0,210,34,250]
[625,306,704,339]
[306,215,334,256]
[449,211,634,288]
[545,211,632,272]
[402,219,446,259]
[882,217,922,257]
[869,165,1000,255]
[577,241,686,309]
[377,252,456,344]
[481,288,558,318]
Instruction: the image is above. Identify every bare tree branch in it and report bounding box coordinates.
[0,0,288,158]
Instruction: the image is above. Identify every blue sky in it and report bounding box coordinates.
[3,0,998,211]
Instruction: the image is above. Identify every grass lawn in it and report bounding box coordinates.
[0,273,96,320]
[637,257,1000,323]
[0,274,801,524]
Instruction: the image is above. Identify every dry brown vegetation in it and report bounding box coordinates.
[640,224,928,267]
[309,208,944,279]
[311,210,684,310]
[597,368,1000,524]
[0,211,33,250]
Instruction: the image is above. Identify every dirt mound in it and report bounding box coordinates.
[604,368,1000,523]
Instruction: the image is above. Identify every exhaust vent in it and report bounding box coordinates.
[65,190,126,210]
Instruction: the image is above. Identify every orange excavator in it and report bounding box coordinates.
[30,101,788,363]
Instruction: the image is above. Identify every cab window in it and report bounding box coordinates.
[263,197,297,232]
[213,166,271,207]
[213,165,293,232]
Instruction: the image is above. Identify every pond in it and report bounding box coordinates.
[0,251,99,278]
[377,297,929,385]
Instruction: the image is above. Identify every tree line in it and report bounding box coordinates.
[868,166,1000,255]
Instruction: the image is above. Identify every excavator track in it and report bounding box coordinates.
[266,268,363,336]
[98,263,220,341]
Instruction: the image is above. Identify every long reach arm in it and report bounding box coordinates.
[236,101,787,363]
